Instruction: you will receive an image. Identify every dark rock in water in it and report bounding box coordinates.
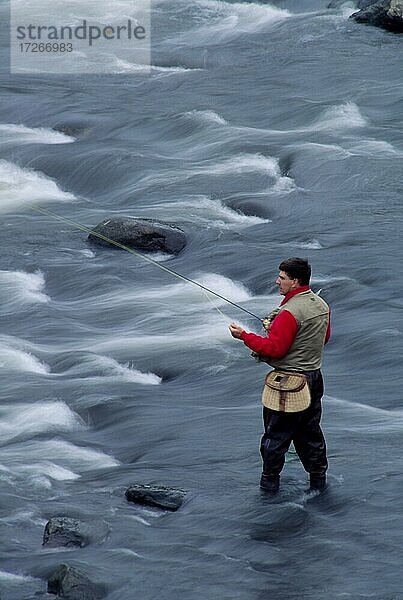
[52,117,97,138]
[47,564,101,599]
[43,517,88,548]
[225,197,272,219]
[350,0,403,32]
[125,484,187,511]
[88,217,186,255]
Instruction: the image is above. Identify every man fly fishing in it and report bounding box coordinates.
[229,257,331,494]
[26,210,330,496]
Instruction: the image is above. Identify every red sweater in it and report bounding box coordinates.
[240,286,331,359]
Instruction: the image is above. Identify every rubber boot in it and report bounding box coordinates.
[309,474,326,491]
[260,473,280,495]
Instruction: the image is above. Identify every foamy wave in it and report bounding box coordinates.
[0,439,119,489]
[201,155,295,193]
[293,142,351,157]
[130,272,251,305]
[152,64,198,73]
[80,249,96,258]
[143,153,274,180]
[112,58,151,73]
[131,195,269,228]
[16,462,80,481]
[0,269,49,309]
[39,439,119,469]
[0,569,39,583]
[0,123,75,144]
[185,110,228,125]
[0,400,83,443]
[111,57,195,74]
[347,139,401,156]
[9,0,150,24]
[285,239,323,250]
[171,0,291,44]
[151,154,280,180]
[69,273,252,334]
[137,154,294,194]
[0,160,76,213]
[0,342,50,374]
[308,102,367,132]
[207,154,279,176]
[186,196,269,226]
[114,58,192,74]
[59,247,96,259]
[112,362,162,384]
[0,438,119,474]
[340,4,358,18]
[197,272,251,302]
[311,274,353,284]
[270,175,298,194]
[198,197,269,225]
[83,355,162,384]
[85,274,255,352]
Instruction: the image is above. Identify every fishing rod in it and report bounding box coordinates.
[27,204,263,323]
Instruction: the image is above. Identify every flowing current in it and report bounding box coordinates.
[0,1,402,598]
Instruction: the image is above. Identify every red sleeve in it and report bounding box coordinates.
[240,310,298,359]
[325,309,331,344]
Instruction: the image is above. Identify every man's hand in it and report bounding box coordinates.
[229,323,245,339]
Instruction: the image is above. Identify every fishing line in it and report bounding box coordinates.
[201,288,232,324]
[27,204,263,323]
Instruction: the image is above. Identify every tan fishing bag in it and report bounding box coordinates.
[262,370,311,413]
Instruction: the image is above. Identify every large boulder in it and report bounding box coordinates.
[43,517,88,548]
[350,0,403,32]
[125,484,187,511]
[47,564,101,600]
[88,217,186,255]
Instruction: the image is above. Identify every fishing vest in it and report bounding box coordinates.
[268,290,329,372]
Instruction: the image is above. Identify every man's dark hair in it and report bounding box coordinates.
[279,257,311,286]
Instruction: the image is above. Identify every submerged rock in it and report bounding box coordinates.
[125,484,187,511]
[88,217,186,255]
[47,564,100,600]
[350,0,403,32]
[43,517,88,548]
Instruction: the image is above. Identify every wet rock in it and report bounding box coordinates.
[47,564,100,599]
[125,484,187,511]
[88,217,186,255]
[350,0,403,32]
[43,517,88,548]
[52,117,98,138]
[225,197,272,219]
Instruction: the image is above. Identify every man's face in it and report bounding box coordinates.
[276,270,299,296]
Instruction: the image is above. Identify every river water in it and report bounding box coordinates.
[0,1,402,598]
